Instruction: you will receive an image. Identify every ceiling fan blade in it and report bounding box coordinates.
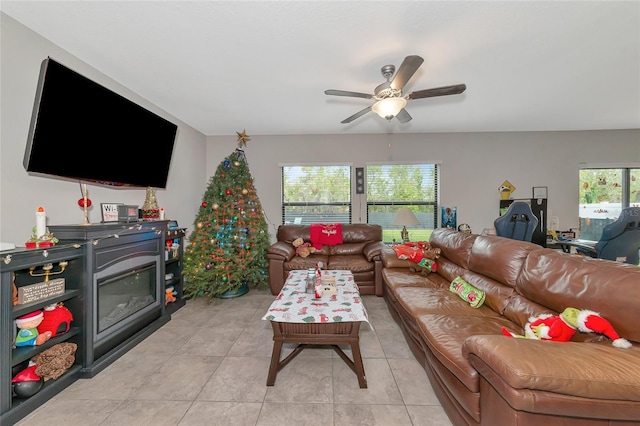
[407,84,467,100]
[325,89,373,99]
[390,55,424,91]
[341,106,372,124]
[395,108,412,123]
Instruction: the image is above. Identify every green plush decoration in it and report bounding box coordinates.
[450,276,486,308]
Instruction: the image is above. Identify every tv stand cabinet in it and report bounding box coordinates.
[1,244,85,425]
[49,221,170,378]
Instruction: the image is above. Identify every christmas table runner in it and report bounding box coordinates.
[262,270,369,325]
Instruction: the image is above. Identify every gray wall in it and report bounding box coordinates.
[2,13,639,247]
[207,132,640,241]
[1,13,206,245]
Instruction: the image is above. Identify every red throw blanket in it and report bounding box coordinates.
[309,223,343,250]
[392,241,433,263]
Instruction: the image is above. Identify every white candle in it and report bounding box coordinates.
[36,206,46,238]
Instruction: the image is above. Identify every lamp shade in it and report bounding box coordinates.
[371,97,407,120]
[392,208,420,226]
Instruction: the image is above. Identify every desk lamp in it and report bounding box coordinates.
[392,208,420,242]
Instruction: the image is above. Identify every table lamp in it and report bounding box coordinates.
[392,208,420,242]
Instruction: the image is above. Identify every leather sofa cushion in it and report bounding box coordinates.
[457,271,515,315]
[276,223,383,244]
[381,247,414,268]
[416,313,518,393]
[517,249,640,343]
[463,335,640,403]
[468,235,540,288]
[284,254,330,271]
[329,242,366,256]
[396,287,502,319]
[429,228,477,269]
[432,257,469,284]
[383,269,431,298]
[326,254,374,272]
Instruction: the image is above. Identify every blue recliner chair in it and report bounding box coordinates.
[583,207,640,265]
[494,201,539,242]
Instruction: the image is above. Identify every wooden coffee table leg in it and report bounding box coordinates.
[350,340,367,388]
[350,324,367,388]
[267,337,283,386]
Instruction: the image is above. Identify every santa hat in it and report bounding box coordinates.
[15,310,43,326]
[12,363,41,383]
[576,310,632,349]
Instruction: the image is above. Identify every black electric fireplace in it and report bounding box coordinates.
[94,254,160,361]
[49,222,169,377]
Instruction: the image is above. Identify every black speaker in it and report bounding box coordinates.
[355,167,364,194]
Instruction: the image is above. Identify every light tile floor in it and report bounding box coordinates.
[16,288,452,426]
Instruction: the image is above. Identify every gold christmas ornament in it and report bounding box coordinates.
[242,189,248,195]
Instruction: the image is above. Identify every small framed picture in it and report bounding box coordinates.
[101,203,122,222]
[533,186,548,199]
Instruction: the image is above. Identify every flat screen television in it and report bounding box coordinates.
[23,57,178,188]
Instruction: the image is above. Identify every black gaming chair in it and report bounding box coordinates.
[494,202,539,242]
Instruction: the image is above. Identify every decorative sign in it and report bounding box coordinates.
[17,278,65,304]
[101,203,122,222]
[533,186,548,199]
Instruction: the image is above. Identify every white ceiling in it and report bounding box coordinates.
[2,1,639,136]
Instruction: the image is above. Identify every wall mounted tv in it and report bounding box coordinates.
[23,57,178,188]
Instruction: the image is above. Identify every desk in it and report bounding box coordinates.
[555,239,597,255]
[262,270,369,388]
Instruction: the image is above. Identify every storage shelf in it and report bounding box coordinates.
[1,245,84,424]
[12,289,81,318]
[3,365,81,425]
[12,327,80,366]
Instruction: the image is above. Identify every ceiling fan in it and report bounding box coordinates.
[324,55,466,124]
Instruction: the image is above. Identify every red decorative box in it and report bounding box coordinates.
[25,241,54,249]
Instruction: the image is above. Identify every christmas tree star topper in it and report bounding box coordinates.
[236,129,250,148]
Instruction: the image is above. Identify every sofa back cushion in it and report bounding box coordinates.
[468,235,540,288]
[330,242,367,256]
[458,271,515,315]
[517,249,640,343]
[429,228,477,269]
[276,224,382,245]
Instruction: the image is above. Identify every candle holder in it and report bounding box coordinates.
[29,261,68,282]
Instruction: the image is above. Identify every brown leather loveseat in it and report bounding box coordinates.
[382,227,640,425]
[267,224,385,296]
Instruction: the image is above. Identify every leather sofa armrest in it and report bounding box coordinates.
[267,241,295,261]
[463,335,640,404]
[381,246,415,269]
[363,241,386,261]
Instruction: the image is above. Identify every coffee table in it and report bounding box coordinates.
[262,269,369,388]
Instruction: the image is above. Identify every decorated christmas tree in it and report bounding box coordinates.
[183,131,269,300]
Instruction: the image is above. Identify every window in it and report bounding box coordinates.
[579,166,640,240]
[366,164,438,243]
[282,165,351,225]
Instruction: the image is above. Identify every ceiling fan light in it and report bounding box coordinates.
[372,97,407,120]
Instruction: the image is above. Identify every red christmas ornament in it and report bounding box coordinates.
[77,198,92,208]
[201,201,207,208]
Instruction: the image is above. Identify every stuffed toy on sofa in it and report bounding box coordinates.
[293,237,316,258]
[392,241,441,275]
[502,307,632,348]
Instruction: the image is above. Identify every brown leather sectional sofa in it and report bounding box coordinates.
[267,224,385,295]
[382,227,640,425]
